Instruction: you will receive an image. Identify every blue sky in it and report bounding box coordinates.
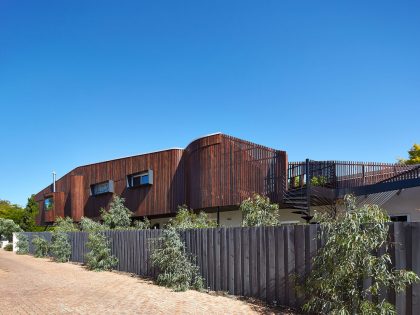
[1,0,419,206]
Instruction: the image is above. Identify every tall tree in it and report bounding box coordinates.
[0,199,25,227]
[399,143,420,165]
[21,195,40,231]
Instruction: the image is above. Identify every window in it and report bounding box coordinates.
[127,170,153,188]
[390,215,409,222]
[90,180,114,196]
[44,197,54,211]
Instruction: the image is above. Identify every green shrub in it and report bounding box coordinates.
[151,206,214,291]
[3,243,13,251]
[240,194,280,227]
[16,233,29,254]
[168,205,216,229]
[32,236,49,257]
[151,227,203,291]
[133,217,151,229]
[50,231,71,262]
[80,217,103,232]
[0,218,22,241]
[293,176,301,187]
[54,217,78,232]
[85,230,118,271]
[310,175,328,186]
[101,195,132,229]
[301,195,419,314]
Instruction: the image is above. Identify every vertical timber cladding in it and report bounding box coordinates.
[34,134,287,224]
[43,191,65,223]
[185,134,287,209]
[70,175,84,221]
[77,148,185,218]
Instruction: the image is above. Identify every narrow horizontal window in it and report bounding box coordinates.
[127,170,153,188]
[390,215,408,222]
[90,180,114,196]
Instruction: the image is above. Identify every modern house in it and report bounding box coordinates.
[34,133,420,227]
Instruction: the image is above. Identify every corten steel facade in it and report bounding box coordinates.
[34,134,288,225]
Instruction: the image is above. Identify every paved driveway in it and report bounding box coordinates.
[0,251,280,315]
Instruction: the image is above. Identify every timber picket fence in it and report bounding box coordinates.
[21,223,420,313]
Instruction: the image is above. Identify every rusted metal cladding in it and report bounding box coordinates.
[185,134,287,209]
[70,175,84,221]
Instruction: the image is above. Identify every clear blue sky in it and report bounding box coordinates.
[1,0,419,206]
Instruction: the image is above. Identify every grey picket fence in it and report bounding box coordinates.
[21,223,420,313]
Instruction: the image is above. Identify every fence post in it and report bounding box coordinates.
[306,158,311,217]
[362,164,365,185]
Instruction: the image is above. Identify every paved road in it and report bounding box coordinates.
[0,250,274,315]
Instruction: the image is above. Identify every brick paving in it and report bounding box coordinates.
[0,250,282,315]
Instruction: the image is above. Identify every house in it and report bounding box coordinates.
[34,133,420,227]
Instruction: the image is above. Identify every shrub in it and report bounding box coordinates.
[85,230,118,271]
[50,231,71,262]
[133,217,151,229]
[16,233,29,254]
[3,243,13,251]
[151,226,203,291]
[101,195,132,229]
[80,217,103,232]
[32,236,49,257]
[168,205,216,229]
[310,175,328,186]
[301,195,419,314]
[0,218,22,241]
[240,194,280,227]
[151,206,214,291]
[54,217,78,232]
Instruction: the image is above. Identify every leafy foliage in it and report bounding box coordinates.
[151,206,215,291]
[32,236,49,258]
[133,217,151,230]
[293,176,302,188]
[3,243,13,251]
[310,175,328,186]
[80,215,117,271]
[101,195,132,229]
[168,205,216,229]
[80,217,104,232]
[21,195,41,231]
[54,216,78,232]
[0,200,25,226]
[85,230,118,271]
[16,233,29,254]
[50,231,71,262]
[151,226,204,291]
[302,195,419,315]
[0,196,42,232]
[0,218,22,241]
[399,144,420,165]
[240,194,280,227]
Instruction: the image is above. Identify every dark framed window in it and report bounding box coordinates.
[390,215,409,222]
[127,170,153,188]
[44,197,54,211]
[90,180,114,196]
